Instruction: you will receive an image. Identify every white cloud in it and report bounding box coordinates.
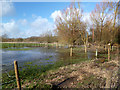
[50,10,62,21]
[1,16,55,38]
[51,8,84,22]
[0,2,15,17]
[25,16,54,37]
[1,20,21,38]
[83,13,91,25]
[0,24,3,36]
[1,8,92,38]
[31,16,49,29]
[18,19,28,26]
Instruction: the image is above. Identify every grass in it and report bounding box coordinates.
[5,47,34,51]
[77,75,106,88]
[45,58,50,60]
[2,57,89,88]
[2,46,117,89]
[2,47,89,89]
[1,43,56,49]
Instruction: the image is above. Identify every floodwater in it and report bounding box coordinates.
[2,47,58,65]
[1,47,95,71]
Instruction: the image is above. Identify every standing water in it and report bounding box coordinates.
[2,46,95,72]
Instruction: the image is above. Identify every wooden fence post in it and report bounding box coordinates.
[14,61,21,90]
[70,47,72,57]
[96,48,98,59]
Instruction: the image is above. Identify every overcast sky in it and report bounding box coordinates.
[1,2,98,38]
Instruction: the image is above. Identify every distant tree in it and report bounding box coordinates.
[108,1,119,43]
[2,34,8,39]
[43,31,53,43]
[17,38,23,42]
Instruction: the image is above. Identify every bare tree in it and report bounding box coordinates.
[79,25,88,53]
[55,3,83,46]
[90,1,115,44]
[55,3,89,52]
[108,1,119,43]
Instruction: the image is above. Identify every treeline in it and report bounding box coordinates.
[1,35,58,43]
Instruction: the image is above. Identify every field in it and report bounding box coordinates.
[1,43,56,49]
[1,43,119,89]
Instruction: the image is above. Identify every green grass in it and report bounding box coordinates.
[0,43,2,49]
[98,54,108,58]
[77,75,106,88]
[1,43,50,48]
[1,43,62,49]
[45,58,50,60]
[2,48,89,89]
[5,47,34,51]
[6,48,33,51]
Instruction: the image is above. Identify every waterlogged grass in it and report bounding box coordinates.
[2,54,89,89]
[1,43,61,49]
[98,51,116,60]
[2,46,116,89]
[98,53,108,60]
[1,43,49,48]
[5,47,34,51]
[0,43,2,49]
[45,58,50,60]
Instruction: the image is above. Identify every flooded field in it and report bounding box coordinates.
[2,46,95,72]
[2,45,118,89]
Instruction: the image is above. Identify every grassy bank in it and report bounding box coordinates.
[1,43,58,49]
[4,47,34,51]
